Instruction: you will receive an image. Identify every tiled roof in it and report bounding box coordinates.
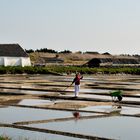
[0,44,28,57]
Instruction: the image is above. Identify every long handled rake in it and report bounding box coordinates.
[60,83,73,95]
[60,74,83,95]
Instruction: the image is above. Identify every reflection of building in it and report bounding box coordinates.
[0,44,31,67]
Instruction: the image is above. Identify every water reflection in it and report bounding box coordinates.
[72,111,80,121]
[81,105,140,115]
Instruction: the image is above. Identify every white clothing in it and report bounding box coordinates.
[74,85,80,97]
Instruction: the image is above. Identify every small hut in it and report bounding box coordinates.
[0,44,31,67]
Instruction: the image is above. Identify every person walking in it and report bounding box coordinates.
[72,73,83,97]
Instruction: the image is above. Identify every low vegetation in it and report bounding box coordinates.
[0,135,11,140]
[0,66,139,75]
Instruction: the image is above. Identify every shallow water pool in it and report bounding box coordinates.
[29,116,140,140]
[81,105,140,115]
[0,106,98,124]
[0,127,83,140]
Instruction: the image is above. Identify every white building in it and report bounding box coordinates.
[0,44,31,67]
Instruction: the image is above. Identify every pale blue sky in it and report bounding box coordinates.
[0,0,140,54]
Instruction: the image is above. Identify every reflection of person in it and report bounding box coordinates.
[73,111,80,120]
[72,73,83,97]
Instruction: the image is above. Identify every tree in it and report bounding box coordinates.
[25,49,34,53]
[59,50,72,54]
[35,48,57,53]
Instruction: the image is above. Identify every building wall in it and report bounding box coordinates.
[20,57,31,67]
[0,57,31,67]
[0,57,4,65]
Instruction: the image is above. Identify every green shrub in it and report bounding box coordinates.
[0,66,139,75]
[0,67,7,74]
[0,135,11,140]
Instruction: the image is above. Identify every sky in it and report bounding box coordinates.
[0,0,140,55]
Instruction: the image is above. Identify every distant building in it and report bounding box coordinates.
[44,57,64,63]
[0,44,31,67]
[86,57,140,67]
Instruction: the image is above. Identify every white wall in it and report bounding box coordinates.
[20,57,31,67]
[0,57,31,67]
[0,57,4,65]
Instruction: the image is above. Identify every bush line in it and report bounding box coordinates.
[0,66,139,75]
